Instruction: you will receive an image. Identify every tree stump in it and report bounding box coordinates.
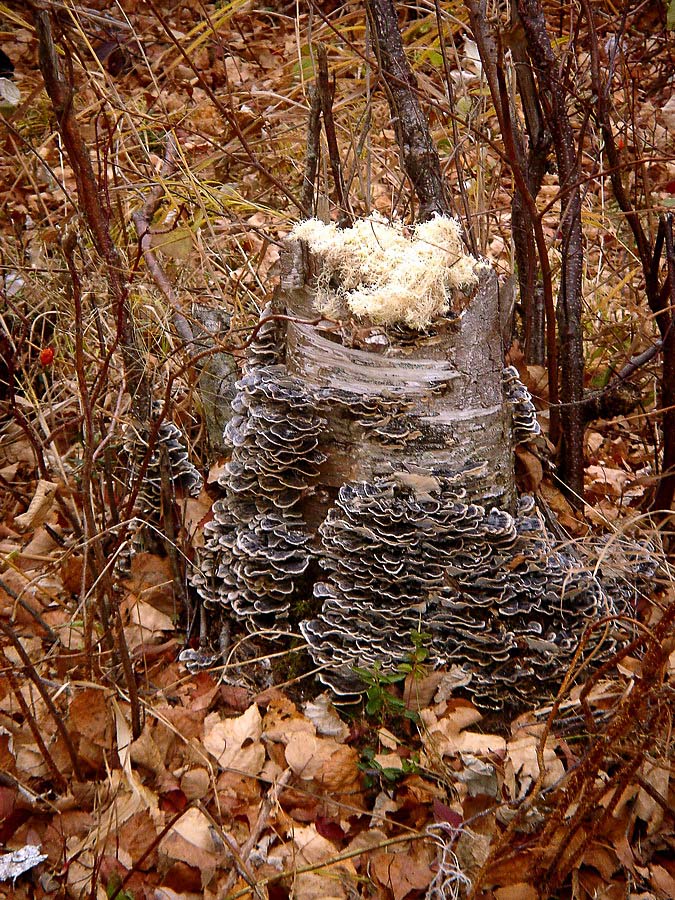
[192,218,624,709]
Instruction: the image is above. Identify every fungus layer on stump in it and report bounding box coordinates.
[192,215,634,709]
[119,405,202,576]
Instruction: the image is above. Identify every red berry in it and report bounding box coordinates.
[39,347,54,366]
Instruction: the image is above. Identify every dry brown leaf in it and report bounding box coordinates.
[539,480,588,534]
[586,464,631,498]
[635,756,670,833]
[421,707,506,761]
[130,721,166,777]
[649,864,675,897]
[586,431,605,456]
[403,670,446,711]
[505,734,564,797]
[494,884,539,900]
[267,824,358,897]
[285,732,360,790]
[303,693,350,741]
[263,695,315,742]
[583,842,621,881]
[373,752,403,771]
[159,807,220,886]
[370,845,434,900]
[455,827,492,878]
[515,445,544,492]
[13,479,59,531]
[203,705,265,776]
[125,552,175,614]
[290,871,350,900]
[69,687,113,749]
[17,526,61,568]
[122,594,175,649]
[181,767,211,801]
[370,790,401,825]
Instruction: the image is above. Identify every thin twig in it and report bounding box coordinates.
[220,768,293,896]
[301,84,322,216]
[130,133,195,346]
[315,44,352,226]
[0,621,83,781]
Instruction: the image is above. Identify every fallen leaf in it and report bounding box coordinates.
[422,706,506,761]
[159,807,219,886]
[263,695,315,742]
[649,864,675,897]
[203,705,265,776]
[14,479,59,531]
[495,884,539,900]
[515,445,543,492]
[505,734,564,799]
[285,732,360,789]
[303,693,350,740]
[370,845,434,900]
[69,687,113,749]
[586,464,631,498]
[123,594,175,648]
[635,757,669,833]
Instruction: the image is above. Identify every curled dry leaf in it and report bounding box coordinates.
[494,884,540,900]
[586,464,631,498]
[159,807,220,886]
[269,824,358,900]
[123,595,175,649]
[203,705,265,776]
[263,695,315,742]
[505,734,565,799]
[13,479,59,531]
[635,756,670,833]
[370,843,435,900]
[303,692,350,741]
[284,732,360,792]
[69,687,113,750]
[421,706,506,763]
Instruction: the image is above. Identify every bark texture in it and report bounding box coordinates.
[517,0,585,501]
[367,0,449,220]
[282,242,514,517]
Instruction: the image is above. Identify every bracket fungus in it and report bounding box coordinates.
[119,406,202,575]
[191,216,648,708]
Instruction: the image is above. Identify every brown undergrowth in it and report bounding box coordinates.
[0,2,674,898]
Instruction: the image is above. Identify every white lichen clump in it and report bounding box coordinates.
[291,214,485,330]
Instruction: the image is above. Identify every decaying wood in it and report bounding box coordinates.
[191,235,644,709]
[280,241,515,519]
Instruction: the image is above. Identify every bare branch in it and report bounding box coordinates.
[367,0,449,220]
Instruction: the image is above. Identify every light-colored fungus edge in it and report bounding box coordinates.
[291,214,488,330]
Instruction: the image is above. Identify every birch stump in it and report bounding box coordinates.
[191,217,622,709]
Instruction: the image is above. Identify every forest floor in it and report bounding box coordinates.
[0,1,674,899]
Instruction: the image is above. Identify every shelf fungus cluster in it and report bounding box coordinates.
[192,218,643,707]
[190,309,325,626]
[118,406,202,575]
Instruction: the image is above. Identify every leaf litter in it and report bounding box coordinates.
[0,2,674,899]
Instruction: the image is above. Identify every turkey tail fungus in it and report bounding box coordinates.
[189,218,641,709]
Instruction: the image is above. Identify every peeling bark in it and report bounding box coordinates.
[280,241,515,519]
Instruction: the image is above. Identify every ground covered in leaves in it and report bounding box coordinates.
[1,1,674,898]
